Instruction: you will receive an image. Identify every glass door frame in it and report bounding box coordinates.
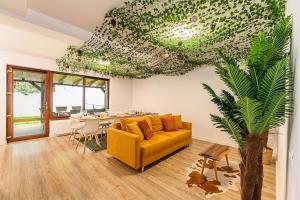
[6,65,51,142]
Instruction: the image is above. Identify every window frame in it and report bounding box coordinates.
[50,72,110,120]
[49,72,110,120]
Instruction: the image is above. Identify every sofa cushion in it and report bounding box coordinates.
[140,134,172,156]
[161,116,178,132]
[173,115,183,129]
[120,116,153,132]
[150,114,171,132]
[156,129,191,144]
[113,122,122,130]
[138,120,153,140]
[126,122,144,142]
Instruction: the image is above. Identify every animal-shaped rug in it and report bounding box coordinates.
[186,158,240,198]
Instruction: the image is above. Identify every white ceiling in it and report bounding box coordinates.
[0,0,27,16]
[0,23,81,59]
[27,0,126,31]
[0,12,83,59]
[0,0,126,59]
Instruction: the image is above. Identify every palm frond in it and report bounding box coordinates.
[215,63,230,87]
[210,114,227,131]
[203,84,240,121]
[216,51,255,99]
[224,117,245,152]
[247,17,292,74]
[248,66,260,97]
[246,32,273,72]
[238,97,262,134]
[271,16,292,58]
[258,59,288,114]
[226,64,254,98]
[217,49,237,66]
[258,92,287,133]
[202,83,223,106]
[211,114,245,151]
[220,90,241,120]
[286,63,294,114]
[220,90,237,109]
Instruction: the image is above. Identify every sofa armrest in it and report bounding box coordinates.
[107,128,141,169]
[182,122,192,130]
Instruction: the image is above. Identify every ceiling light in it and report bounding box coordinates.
[171,25,196,40]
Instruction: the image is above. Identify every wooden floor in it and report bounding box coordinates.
[0,136,276,200]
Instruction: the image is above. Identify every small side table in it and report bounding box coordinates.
[199,144,230,182]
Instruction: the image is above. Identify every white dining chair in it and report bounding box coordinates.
[69,116,84,145]
[76,119,99,153]
[98,121,112,148]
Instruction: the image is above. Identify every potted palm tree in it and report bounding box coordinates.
[203,17,293,200]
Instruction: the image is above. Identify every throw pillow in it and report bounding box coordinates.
[138,120,153,140]
[126,122,144,142]
[173,115,183,129]
[161,116,178,132]
[120,116,153,132]
[150,114,172,132]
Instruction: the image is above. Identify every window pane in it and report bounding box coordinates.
[52,74,83,116]
[53,74,83,86]
[85,78,107,114]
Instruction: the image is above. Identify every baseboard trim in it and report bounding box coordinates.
[192,135,238,148]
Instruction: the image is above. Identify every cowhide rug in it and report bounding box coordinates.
[186,158,240,198]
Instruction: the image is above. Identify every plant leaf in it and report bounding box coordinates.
[258,93,287,133]
[258,59,288,114]
[211,114,245,151]
[226,64,254,98]
[238,97,262,134]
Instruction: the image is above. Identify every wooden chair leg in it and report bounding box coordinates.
[225,154,230,167]
[94,132,101,147]
[200,157,207,175]
[68,129,74,141]
[72,131,77,145]
[76,134,82,150]
[83,136,87,153]
[213,160,219,182]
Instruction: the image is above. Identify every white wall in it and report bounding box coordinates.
[286,0,300,199]
[132,66,237,147]
[0,51,132,144]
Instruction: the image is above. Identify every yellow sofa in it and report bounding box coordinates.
[107,115,192,171]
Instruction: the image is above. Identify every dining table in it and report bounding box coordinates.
[69,112,158,147]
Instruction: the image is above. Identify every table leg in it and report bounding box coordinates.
[213,160,219,182]
[200,157,207,175]
[225,154,230,167]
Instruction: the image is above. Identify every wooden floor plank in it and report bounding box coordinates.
[0,136,276,200]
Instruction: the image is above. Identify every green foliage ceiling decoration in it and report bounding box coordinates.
[57,0,286,79]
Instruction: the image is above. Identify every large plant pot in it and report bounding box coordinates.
[263,147,273,165]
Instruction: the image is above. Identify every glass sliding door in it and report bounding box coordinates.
[6,66,110,142]
[6,66,50,142]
